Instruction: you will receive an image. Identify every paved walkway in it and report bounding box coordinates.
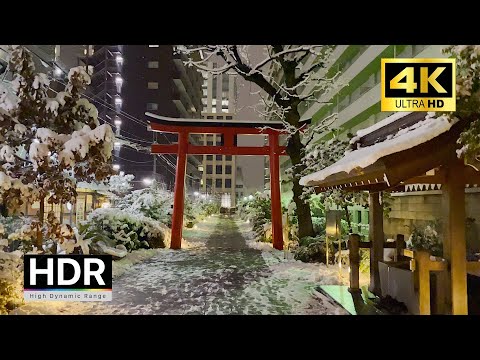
[13,216,344,315]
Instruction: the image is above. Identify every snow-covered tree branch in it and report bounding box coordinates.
[0,45,115,251]
[179,45,342,239]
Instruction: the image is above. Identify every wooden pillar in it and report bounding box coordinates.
[348,233,361,293]
[416,250,431,315]
[269,132,283,250]
[442,160,468,314]
[170,131,189,250]
[368,192,384,296]
[395,234,405,262]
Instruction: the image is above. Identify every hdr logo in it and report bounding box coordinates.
[381,58,456,112]
[24,255,112,301]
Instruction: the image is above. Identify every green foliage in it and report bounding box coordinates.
[294,235,334,263]
[407,220,442,257]
[443,46,480,163]
[311,216,326,235]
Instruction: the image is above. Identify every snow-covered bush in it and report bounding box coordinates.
[406,220,442,257]
[0,249,23,314]
[116,181,173,227]
[0,45,114,251]
[80,208,170,253]
[239,191,273,242]
[184,195,220,226]
[294,235,334,264]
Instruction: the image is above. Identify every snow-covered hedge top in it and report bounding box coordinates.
[300,113,456,186]
[86,207,170,240]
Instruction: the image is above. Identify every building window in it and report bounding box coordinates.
[226,155,232,161]
[148,61,159,68]
[216,155,223,161]
[206,178,212,187]
[357,210,362,223]
[236,184,243,189]
[225,165,232,174]
[206,155,213,160]
[216,135,222,143]
[149,45,159,48]
[207,116,214,119]
[216,116,223,120]
[216,179,222,188]
[147,103,158,110]
[226,116,233,120]
[225,179,232,188]
[147,82,159,89]
[207,141,213,146]
[216,165,222,174]
[206,165,213,174]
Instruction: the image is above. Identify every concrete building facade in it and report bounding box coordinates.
[200,62,239,207]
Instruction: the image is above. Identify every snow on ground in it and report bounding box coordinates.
[239,219,347,314]
[11,216,347,315]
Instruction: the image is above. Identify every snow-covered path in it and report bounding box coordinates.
[12,216,346,315]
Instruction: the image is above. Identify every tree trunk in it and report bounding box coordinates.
[343,205,353,234]
[286,128,314,239]
[36,197,45,250]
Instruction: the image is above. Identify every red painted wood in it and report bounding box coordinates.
[269,133,283,250]
[150,122,291,135]
[152,144,288,156]
[170,132,188,249]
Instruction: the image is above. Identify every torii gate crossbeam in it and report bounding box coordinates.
[146,112,310,251]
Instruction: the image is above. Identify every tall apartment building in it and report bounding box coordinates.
[77,45,203,191]
[200,62,238,207]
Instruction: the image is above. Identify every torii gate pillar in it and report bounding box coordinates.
[170,131,188,249]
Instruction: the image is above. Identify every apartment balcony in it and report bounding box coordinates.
[172,60,202,114]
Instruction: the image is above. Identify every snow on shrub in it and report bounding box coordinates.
[80,208,171,254]
[116,182,173,227]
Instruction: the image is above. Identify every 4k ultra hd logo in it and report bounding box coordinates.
[381,58,456,112]
[24,255,112,301]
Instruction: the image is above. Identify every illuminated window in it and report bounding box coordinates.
[149,45,159,48]
[147,82,159,89]
[148,61,159,68]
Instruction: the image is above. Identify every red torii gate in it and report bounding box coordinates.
[146,112,309,251]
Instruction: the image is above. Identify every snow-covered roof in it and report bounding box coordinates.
[300,113,456,187]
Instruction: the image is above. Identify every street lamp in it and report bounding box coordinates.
[143,178,153,186]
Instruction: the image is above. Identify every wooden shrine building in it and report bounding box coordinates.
[300,111,480,315]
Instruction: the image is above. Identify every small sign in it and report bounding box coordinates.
[381,58,456,112]
[24,255,112,301]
